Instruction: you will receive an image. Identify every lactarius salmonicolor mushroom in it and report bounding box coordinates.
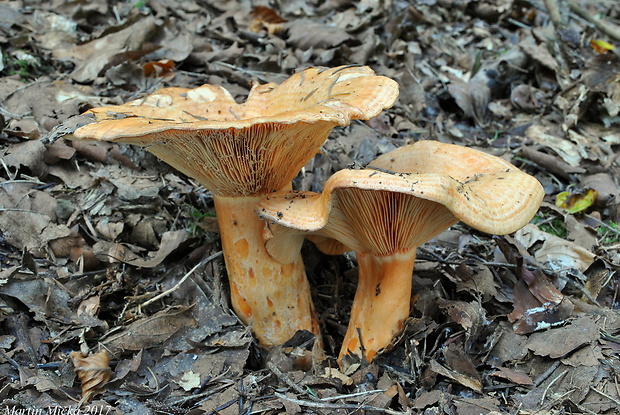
[256,140,544,361]
[70,65,399,347]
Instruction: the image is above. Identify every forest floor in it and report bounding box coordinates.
[1,0,620,414]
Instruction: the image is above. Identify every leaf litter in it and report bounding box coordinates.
[0,0,620,414]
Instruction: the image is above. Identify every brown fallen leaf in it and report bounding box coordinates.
[454,396,501,415]
[514,224,597,272]
[507,257,574,334]
[49,233,101,271]
[284,20,352,50]
[524,124,586,167]
[525,315,601,359]
[429,359,482,392]
[44,140,76,164]
[70,350,111,404]
[106,229,192,268]
[490,366,534,386]
[511,84,543,112]
[581,172,620,208]
[518,258,564,306]
[53,16,159,83]
[2,140,48,179]
[71,141,138,168]
[249,5,287,35]
[102,305,196,353]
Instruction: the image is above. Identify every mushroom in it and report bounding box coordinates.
[70,65,399,347]
[256,140,544,361]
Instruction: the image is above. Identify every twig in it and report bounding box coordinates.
[204,397,238,415]
[0,350,21,370]
[589,385,620,406]
[586,214,620,236]
[140,251,222,308]
[568,1,620,42]
[274,392,407,415]
[543,0,565,29]
[531,389,574,414]
[320,389,386,402]
[534,360,561,387]
[540,369,568,404]
[267,361,319,401]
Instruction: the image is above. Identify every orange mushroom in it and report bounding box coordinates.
[70,65,399,347]
[256,141,544,361]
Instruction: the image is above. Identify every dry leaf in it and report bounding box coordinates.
[514,224,596,272]
[53,16,158,83]
[525,315,601,359]
[454,396,501,415]
[102,306,196,353]
[249,6,287,35]
[142,59,175,78]
[323,367,353,386]
[70,350,111,404]
[285,21,352,50]
[490,366,534,386]
[525,125,585,167]
[104,229,192,268]
[508,258,574,334]
[77,296,101,318]
[429,359,482,392]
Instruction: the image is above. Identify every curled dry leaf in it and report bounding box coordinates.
[508,260,574,334]
[249,6,287,35]
[142,59,175,78]
[511,84,543,112]
[429,358,482,392]
[514,224,596,272]
[70,350,111,403]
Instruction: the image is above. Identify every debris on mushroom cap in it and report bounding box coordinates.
[258,140,544,262]
[83,65,399,129]
[72,65,398,197]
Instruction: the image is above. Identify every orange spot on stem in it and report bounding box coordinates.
[234,238,249,259]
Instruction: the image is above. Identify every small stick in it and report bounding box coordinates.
[568,1,620,42]
[540,369,568,404]
[320,389,385,402]
[534,360,561,387]
[589,386,620,407]
[267,361,319,401]
[274,392,407,415]
[543,0,565,29]
[141,251,222,308]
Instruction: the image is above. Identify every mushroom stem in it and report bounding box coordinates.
[340,249,417,362]
[214,195,320,346]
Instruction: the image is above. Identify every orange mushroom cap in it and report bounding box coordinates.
[70,65,399,348]
[257,141,544,361]
[259,140,545,263]
[73,65,399,197]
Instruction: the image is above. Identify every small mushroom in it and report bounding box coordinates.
[71,65,399,347]
[256,141,544,361]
